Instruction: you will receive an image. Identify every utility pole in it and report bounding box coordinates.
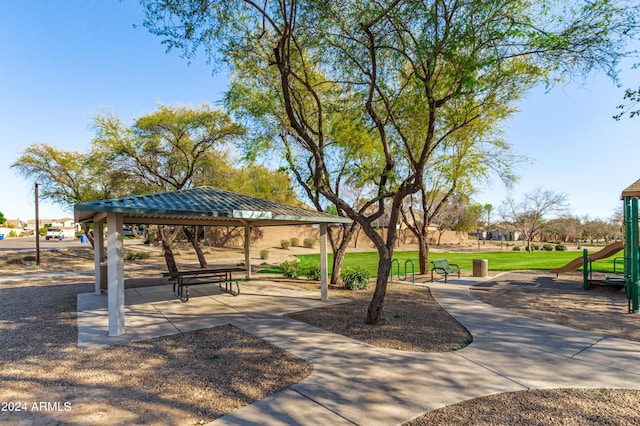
[35,182,40,266]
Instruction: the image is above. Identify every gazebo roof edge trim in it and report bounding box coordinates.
[74,186,352,225]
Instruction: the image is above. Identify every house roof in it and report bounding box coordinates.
[74,186,351,227]
[621,179,640,199]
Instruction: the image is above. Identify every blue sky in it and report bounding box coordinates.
[1,0,639,223]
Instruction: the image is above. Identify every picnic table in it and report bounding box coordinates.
[162,266,246,302]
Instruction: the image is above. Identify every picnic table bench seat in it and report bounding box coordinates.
[162,266,245,301]
[430,259,461,283]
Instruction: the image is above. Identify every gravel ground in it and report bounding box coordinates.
[0,249,312,425]
[1,248,640,425]
[406,271,640,425]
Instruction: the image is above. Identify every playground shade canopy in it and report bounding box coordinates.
[621,178,640,199]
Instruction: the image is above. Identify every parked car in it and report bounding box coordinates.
[122,226,137,238]
[46,228,63,240]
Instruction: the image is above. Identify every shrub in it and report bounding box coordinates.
[341,266,371,290]
[125,251,150,261]
[280,239,291,250]
[260,249,270,260]
[555,243,567,251]
[305,265,321,280]
[543,244,554,251]
[126,251,138,261]
[303,237,316,248]
[290,237,300,247]
[530,244,539,251]
[280,260,302,278]
[512,245,521,251]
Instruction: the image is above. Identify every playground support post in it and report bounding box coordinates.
[624,196,640,313]
[582,249,589,290]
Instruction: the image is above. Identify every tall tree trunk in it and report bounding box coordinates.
[353,226,361,248]
[367,246,392,324]
[184,226,208,268]
[82,223,95,249]
[328,223,358,285]
[162,239,178,272]
[331,241,348,285]
[159,226,181,273]
[362,218,399,325]
[417,231,430,275]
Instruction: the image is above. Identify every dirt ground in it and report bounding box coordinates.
[1,245,640,425]
[470,270,639,341]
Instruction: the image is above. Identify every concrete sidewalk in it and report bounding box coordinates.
[77,278,640,425]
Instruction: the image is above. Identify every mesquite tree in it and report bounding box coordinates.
[143,0,639,324]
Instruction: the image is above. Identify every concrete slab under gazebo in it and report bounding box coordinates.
[74,186,351,337]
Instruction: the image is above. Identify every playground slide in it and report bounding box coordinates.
[549,240,624,274]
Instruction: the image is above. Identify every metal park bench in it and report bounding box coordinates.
[430,259,461,283]
[162,266,246,302]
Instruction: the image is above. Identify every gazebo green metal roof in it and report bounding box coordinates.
[74,186,351,226]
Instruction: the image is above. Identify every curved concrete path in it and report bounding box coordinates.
[211,279,640,425]
[77,277,640,425]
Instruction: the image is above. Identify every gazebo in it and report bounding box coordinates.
[74,186,351,337]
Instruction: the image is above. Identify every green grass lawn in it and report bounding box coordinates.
[261,249,626,278]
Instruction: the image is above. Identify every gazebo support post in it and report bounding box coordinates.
[244,224,252,279]
[93,218,105,295]
[320,223,329,301]
[107,213,125,336]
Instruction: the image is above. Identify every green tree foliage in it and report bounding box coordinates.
[13,104,299,270]
[401,119,523,273]
[224,57,367,284]
[93,104,245,192]
[614,86,640,120]
[142,0,639,324]
[231,166,298,205]
[12,144,126,212]
[0,211,5,225]
[428,195,482,246]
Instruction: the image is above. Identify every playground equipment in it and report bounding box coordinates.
[549,241,624,275]
[390,258,415,283]
[622,180,640,313]
[550,241,624,292]
[548,178,640,313]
